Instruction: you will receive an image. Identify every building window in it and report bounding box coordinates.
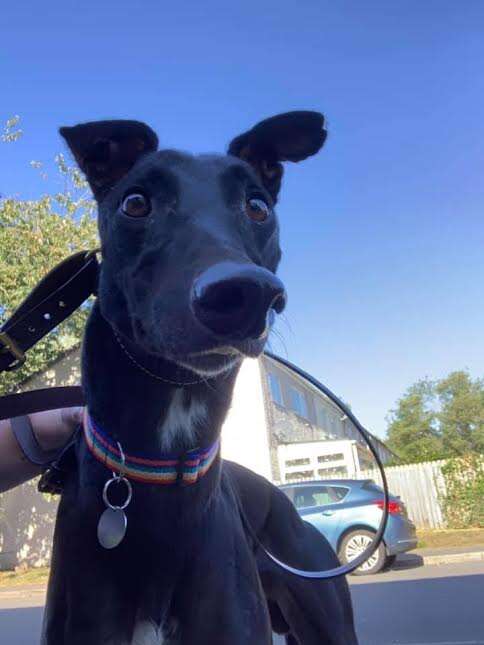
[317,465,348,478]
[267,373,283,406]
[286,458,311,467]
[317,453,344,464]
[285,470,314,482]
[316,403,327,430]
[346,424,358,440]
[289,387,308,418]
[335,415,343,435]
[330,413,338,436]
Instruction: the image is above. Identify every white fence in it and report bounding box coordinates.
[357,460,447,529]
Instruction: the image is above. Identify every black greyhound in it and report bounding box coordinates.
[41,112,358,644]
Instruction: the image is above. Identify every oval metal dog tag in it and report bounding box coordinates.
[97,507,127,549]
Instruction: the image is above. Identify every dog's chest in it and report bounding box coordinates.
[132,618,164,644]
[131,610,180,644]
[158,389,207,451]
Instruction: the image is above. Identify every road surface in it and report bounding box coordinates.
[1,560,483,644]
[350,559,484,645]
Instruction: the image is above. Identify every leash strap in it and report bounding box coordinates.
[10,415,64,466]
[0,386,85,421]
[0,250,99,373]
[38,430,81,495]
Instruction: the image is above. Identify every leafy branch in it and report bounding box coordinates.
[0,117,98,395]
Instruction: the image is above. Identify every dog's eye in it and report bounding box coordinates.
[121,193,151,218]
[246,197,270,223]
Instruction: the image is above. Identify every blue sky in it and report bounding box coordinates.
[1,1,483,438]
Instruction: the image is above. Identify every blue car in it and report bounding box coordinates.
[280,479,417,575]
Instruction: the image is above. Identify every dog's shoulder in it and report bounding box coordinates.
[221,459,300,535]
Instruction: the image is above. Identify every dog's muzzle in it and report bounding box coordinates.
[191,262,286,342]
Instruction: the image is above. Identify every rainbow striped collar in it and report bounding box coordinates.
[83,410,220,486]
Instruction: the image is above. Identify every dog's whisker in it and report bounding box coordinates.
[268,326,290,360]
[277,312,296,339]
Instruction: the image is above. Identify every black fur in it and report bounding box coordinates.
[42,112,357,644]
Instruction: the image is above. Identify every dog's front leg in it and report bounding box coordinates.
[43,553,136,645]
[176,557,272,645]
[174,503,272,645]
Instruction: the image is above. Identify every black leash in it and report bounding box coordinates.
[0,250,99,374]
[0,386,85,421]
[0,250,97,419]
[0,250,389,578]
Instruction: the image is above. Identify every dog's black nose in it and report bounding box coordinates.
[192,262,286,340]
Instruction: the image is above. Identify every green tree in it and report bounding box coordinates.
[437,370,484,455]
[0,117,98,395]
[386,370,484,463]
[386,378,443,463]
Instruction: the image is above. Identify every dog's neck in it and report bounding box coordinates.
[82,303,240,457]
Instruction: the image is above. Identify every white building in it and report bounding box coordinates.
[222,354,395,483]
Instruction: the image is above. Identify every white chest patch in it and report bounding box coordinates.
[158,389,207,451]
[132,619,163,644]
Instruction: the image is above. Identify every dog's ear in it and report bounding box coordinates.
[227,111,326,202]
[59,120,158,201]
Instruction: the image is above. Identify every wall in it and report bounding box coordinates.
[0,479,58,570]
[220,358,272,479]
[0,348,80,570]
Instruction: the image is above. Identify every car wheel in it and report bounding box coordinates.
[339,529,386,575]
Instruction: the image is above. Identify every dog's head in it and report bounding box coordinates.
[61,112,326,376]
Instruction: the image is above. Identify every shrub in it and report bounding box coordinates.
[441,453,484,528]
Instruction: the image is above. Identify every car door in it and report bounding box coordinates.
[293,485,348,552]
